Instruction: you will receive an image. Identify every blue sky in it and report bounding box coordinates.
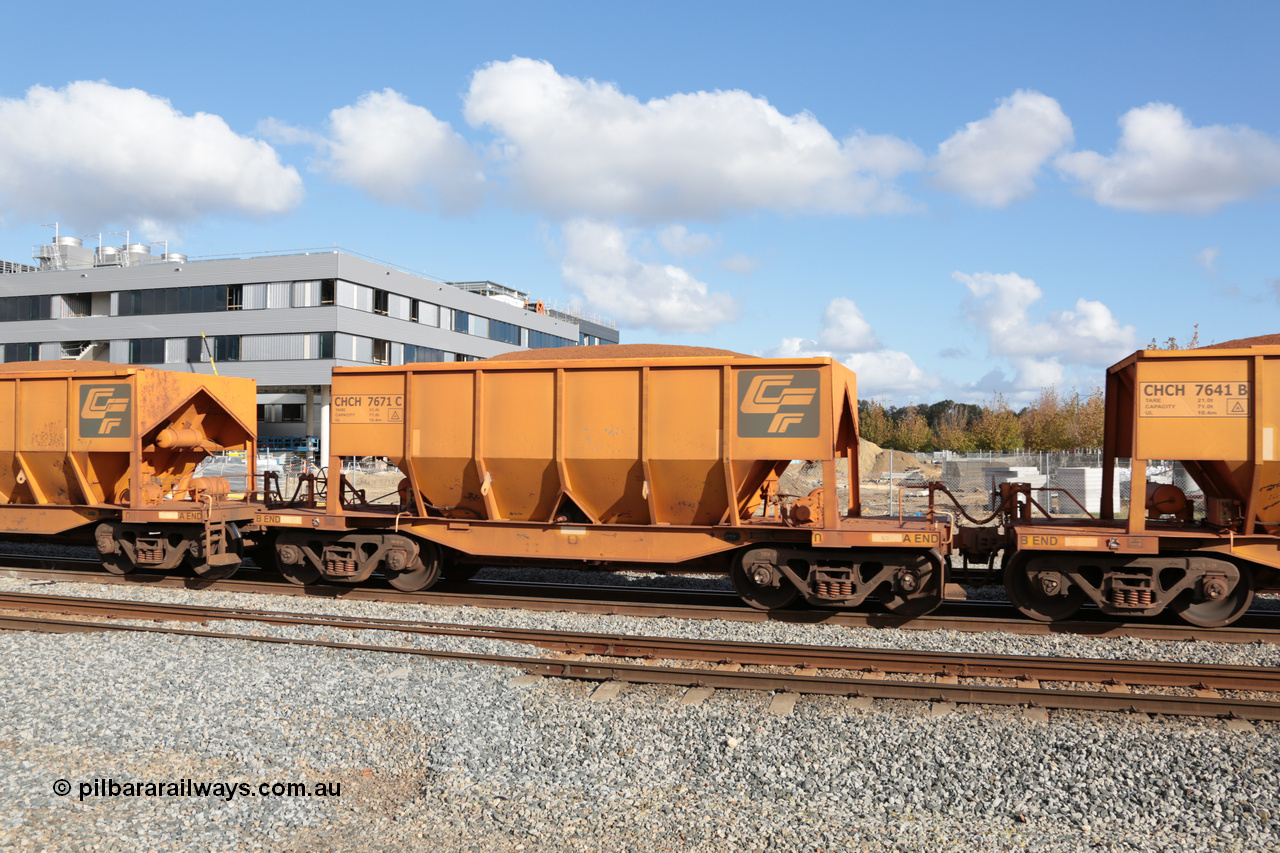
[2,1,1277,403]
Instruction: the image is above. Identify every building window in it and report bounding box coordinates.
[189,335,240,362]
[490,320,520,345]
[117,285,227,317]
[316,331,334,359]
[372,339,390,365]
[528,330,575,349]
[128,338,166,365]
[454,310,469,334]
[415,301,440,326]
[227,284,243,310]
[404,344,444,363]
[281,403,304,423]
[373,289,389,316]
[0,295,51,322]
[2,342,38,362]
[213,335,240,361]
[320,279,336,306]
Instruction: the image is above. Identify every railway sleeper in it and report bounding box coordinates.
[733,544,944,616]
[1008,552,1254,628]
[274,530,440,590]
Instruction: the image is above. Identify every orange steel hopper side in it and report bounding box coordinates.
[995,342,1280,627]
[0,361,258,578]
[261,349,951,612]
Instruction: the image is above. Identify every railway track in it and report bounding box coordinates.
[1,590,1277,721]
[2,553,1280,644]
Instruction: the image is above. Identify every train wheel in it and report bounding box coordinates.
[388,542,442,592]
[731,548,798,611]
[1005,555,1084,622]
[100,553,136,575]
[188,525,242,581]
[878,552,943,618]
[187,555,241,581]
[95,523,134,575]
[1173,569,1254,628]
[274,541,320,586]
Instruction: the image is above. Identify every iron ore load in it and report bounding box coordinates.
[0,361,257,579]
[3,339,1279,628]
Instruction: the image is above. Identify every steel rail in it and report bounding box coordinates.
[3,591,1279,693]
[1,610,1277,721]
[3,560,1280,646]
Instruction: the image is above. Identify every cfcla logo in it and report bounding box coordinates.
[79,385,132,437]
[740,374,817,434]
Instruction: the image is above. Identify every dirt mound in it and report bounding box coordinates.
[0,360,133,373]
[774,438,884,496]
[1199,334,1280,349]
[485,344,752,361]
[866,449,927,479]
[858,438,881,476]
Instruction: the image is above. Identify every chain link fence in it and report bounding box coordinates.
[852,451,1198,522]
[774,450,1202,523]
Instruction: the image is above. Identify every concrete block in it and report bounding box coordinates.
[590,681,626,702]
[679,686,715,706]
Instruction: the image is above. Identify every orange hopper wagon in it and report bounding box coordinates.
[0,361,257,579]
[996,338,1280,627]
[264,346,952,612]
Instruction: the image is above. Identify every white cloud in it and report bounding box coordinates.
[1007,356,1068,390]
[816,296,880,352]
[464,57,924,221]
[952,360,1094,407]
[1196,246,1221,273]
[255,117,324,147]
[766,299,937,397]
[932,90,1074,206]
[273,89,483,214]
[658,224,718,256]
[1056,103,1280,213]
[842,349,939,396]
[954,270,1139,387]
[559,219,738,333]
[720,254,760,275]
[768,337,830,360]
[0,81,302,228]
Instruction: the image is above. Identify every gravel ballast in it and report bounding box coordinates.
[1,575,1277,852]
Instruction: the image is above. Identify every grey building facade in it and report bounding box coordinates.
[0,236,618,459]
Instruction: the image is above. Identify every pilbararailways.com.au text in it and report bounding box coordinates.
[53,778,342,802]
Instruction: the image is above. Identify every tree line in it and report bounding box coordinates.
[858,387,1106,453]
